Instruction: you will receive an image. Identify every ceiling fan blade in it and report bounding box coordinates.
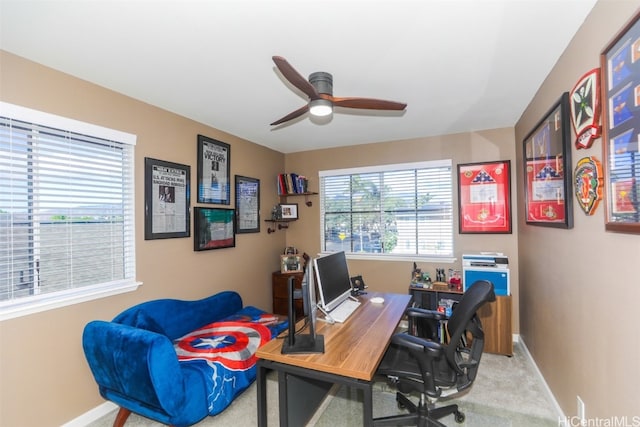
[270,104,310,126]
[332,97,407,111]
[272,56,320,100]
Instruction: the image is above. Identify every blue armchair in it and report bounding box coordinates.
[82,291,287,427]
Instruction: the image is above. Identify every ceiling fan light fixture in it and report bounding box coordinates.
[309,99,333,117]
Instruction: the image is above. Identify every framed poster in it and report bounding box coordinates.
[457,160,511,234]
[523,92,574,228]
[194,207,235,251]
[235,175,260,233]
[197,134,230,205]
[600,10,640,233]
[144,157,190,240]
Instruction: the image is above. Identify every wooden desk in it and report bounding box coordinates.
[256,292,411,426]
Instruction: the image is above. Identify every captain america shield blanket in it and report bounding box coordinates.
[173,309,287,415]
[175,321,271,369]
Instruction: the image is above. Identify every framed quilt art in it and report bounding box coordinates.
[457,160,511,234]
[523,92,573,229]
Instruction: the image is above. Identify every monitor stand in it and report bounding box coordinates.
[281,274,325,354]
[281,334,325,354]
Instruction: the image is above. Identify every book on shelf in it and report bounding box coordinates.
[277,173,309,195]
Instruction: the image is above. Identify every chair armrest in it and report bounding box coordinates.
[406,307,447,321]
[391,332,443,359]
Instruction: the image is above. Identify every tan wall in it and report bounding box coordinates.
[3,1,640,424]
[515,0,640,418]
[0,51,288,426]
[284,128,519,324]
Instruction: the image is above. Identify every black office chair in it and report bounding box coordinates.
[373,280,495,427]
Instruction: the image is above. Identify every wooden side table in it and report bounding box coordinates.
[271,271,304,320]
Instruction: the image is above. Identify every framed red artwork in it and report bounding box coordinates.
[523,92,574,229]
[457,160,512,234]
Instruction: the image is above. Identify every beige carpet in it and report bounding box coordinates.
[89,341,559,426]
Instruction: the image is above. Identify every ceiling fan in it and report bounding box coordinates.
[270,56,407,126]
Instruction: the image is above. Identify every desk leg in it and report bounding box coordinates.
[257,361,268,427]
[362,384,373,427]
[278,371,289,427]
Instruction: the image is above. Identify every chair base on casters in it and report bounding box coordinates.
[372,392,465,427]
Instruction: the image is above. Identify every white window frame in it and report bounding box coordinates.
[319,160,455,263]
[0,102,140,321]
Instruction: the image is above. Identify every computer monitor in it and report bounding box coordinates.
[314,251,352,312]
[281,257,324,354]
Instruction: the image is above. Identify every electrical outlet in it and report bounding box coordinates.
[577,396,586,422]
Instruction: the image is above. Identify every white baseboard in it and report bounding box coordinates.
[62,401,117,427]
[516,334,565,420]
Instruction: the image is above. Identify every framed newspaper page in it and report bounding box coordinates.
[197,134,231,205]
[600,10,640,234]
[235,175,260,233]
[144,157,191,240]
[457,160,512,234]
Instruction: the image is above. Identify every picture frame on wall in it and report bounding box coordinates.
[144,157,191,240]
[197,134,230,205]
[523,92,574,229]
[600,10,640,234]
[457,160,512,234]
[235,175,260,233]
[194,207,235,251]
[278,203,298,220]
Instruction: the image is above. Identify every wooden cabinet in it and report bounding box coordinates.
[409,286,512,356]
[272,271,304,320]
[477,295,512,356]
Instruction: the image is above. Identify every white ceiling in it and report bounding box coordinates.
[0,0,597,153]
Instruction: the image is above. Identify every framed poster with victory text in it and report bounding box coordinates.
[197,134,230,205]
[144,157,190,240]
[600,10,640,233]
[458,160,511,234]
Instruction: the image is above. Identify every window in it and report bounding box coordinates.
[319,160,453,260]
[0,102,137,319]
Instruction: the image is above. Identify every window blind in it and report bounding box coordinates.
[319,160,453,258]
[0,104,136,304]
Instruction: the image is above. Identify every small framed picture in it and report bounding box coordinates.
[279,203,298,219]
[281,254,303,274]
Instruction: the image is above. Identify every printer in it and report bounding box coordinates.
[462,253,510,296]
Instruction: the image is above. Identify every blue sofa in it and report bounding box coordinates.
[82,291,287,427]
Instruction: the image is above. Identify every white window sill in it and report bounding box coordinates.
[0,281,142,321]
[335,253,457,263]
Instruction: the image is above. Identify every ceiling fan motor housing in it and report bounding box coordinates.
[309,72,333,95]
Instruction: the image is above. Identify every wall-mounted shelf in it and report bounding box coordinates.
[278,192,318,207]
[265,219,296,234]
